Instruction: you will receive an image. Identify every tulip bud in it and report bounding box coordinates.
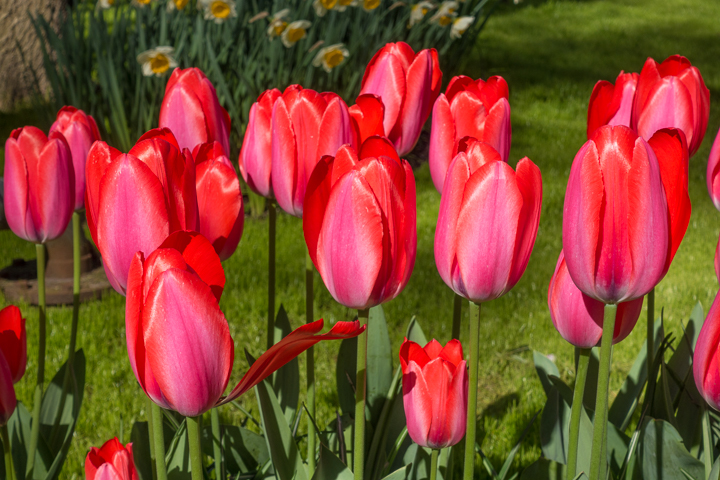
[399,338,467,449]
[4,126,74,244]
[694,290,720,411]
[239,89,282,198]
[49,106,102,210]
[430,75,511,193]
[587,71,638,139]
[435,139,542,303]
[0,305,27,383]
[85,438,139,480]
[304,137,416,310]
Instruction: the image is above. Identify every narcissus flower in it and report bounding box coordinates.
[266,9,290,37]
[408,1,435,27]
[85,438,138,480]
[96,0,114,9]
[137,47,178,77]
[362,0,381,10]
[199,0,237,23]
[313,0,337,16]
[312,43,349,72]
[430,1,457,26]
[450,16,474,38]
[281,20,311,47]
[167,0,189,10]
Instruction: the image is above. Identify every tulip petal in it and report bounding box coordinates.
[3,137,35,242]
[359,136,401,165]
[450,91,486,144]
[636,77,694,148]
[360,48,407,139]
[271,97,299,216]
[509,157,542,288]
[33,134,74,242]
[482,98,512,163]
[0,351,16,426]
[0,305,26,383]
[393,50,433,155]
[445,359,468,446]
[399,339,431,371]
[402,361,432,448]
[423,357,452,448]
[85,142,123,245]
[159,82,209,153]
[429,94,456,193]
[350,94,386,144]
[694,292,720,411]
[159,230,226,301]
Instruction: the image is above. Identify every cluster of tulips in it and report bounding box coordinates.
[3,31,720,480]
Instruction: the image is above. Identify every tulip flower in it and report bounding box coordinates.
[49,106,102,210]
[694,290,720,411]
[429,75,511,193]
[715,236,720,284]
[85,438,138,480]
[632,55,710,156]
[563,125,683,304]
[126,230,365,417]
[706,125,720,211]
[239,89,282,198]
[193,142,244,260]
[0,305,26,384]
[548,251,643,348]
[587,71,638,139]
[4,126,74,244]
[303,137,416,310]
[271,85,356,217]
[399,338,467,449]
[85,128,197,294]
[435,139,542,303]
[0,352,16,427]
[359,42,442,156]
[349,94,386,145]
[159,67,231,156]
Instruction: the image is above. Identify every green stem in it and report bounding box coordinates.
[306,249,316,473]
[647,288,655,383]
[430,449,440,480]
[589,304,617,480]
[451,293,462,340]
[267,199,276,350]
[702,403,713,479]
[463,302,480,480]
[26,243,46,480]
[211,408,224,480]
[152,403,168,480]
[567,348,591,480]
[187,416,203,480]
[147,397,158,480]
[2,424,15,480]
[354,308,369,480]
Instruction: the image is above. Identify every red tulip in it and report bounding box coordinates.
[632,55,710,156]
[349,94,386,145]
[0,352,16,427]
[548,251,643,348]
[126,230,365,417]
[49,106,102,210]
[715,234,720,284]
[239,89,282,198]
[271,85,356,217]
[587,71,638,139]
[4,126,74,243]
[430,75,511,193]
[85,128,198,294]
[435,139,542,303]
[706,126,720,211]
[359,42,442,156]
[563,125,673,304]
[159,67,231,156]
[399,338,467,449]
[694,290,720,411]
[85,438,138,480]
[193,142,244,260]
[303,137,416,310]
[0,305,26,383]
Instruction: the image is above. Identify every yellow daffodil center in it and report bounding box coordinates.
[137,0,151,4]
[364,0,381,9]
[286,27,306,43]
[108,0,115,4]
[211,1,231,18]
[324,49,345,69]
[173,0,188,9]
[439,15,453,26]
[150,54,170,74]
[321,0,338,8]
[274,22,288,35]
[340,0,354,5]
[421,7,428,14]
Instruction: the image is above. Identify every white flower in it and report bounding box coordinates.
[199,0,237,23]
[450,15,474,38]
[335,0,359,11]
[137,47,178,77]
[430,1,458,26]
[313,0,338,16]
[132,0,153,7]
[408,1,434,27]
[96,0,115,9]
[281,20,311,47]
[312,43,349,72]
[266,9,291,37]
[167,0,189,11]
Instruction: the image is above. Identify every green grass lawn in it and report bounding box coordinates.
[2,0,720,477]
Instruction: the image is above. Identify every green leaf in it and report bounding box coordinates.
[498,411,540,480]
[311,445,353,480]
[130,422,154,480]
[519,458,567,480]
[201,424,269,475]
[381,465,411,480]
[335,337,357,417]
[366,305,393,426]
[636,419,704,480]
[405,316,427,346]
[271,305,300,425]
[533,351,560,399]
[165,420,191,480]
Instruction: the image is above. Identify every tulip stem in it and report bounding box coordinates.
[567,347,591,480]
[353,308,369,480]
[463,302,481,480]
[147,397,158,480]
[267,199,276,350]
[2,424,15,480]
[451,293,462,340]
[306,249,317,473]
[187,416,203,480]
[152,403,168,480]
[430,449,440,480]
[589,304,617,480]
[211,408,224,480]
[647,288,655,383]
[26,243,46,480]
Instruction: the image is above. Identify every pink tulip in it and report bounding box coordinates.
[239,89,282,198]
[429,75,511,193]
[587,71,638,139]
[399,338,467,449]
[349,94,386,145]
[304,137,416,310]
[85,438,138,480]
[271,85,356,217]
[159,67,231,156]
[126,230,365,417]
[563,125,671,304]
[706,126,720,211]
[715,234,720,284]
[193,142,244,260]
[85,128,197,294]
[49,106,102,210]
[633,55,710,156]
[0,305,27,384]
[548,250,643,348]
[435,139,542,303]
[694,290,720,411]
[4,126,74,243]
[359,42,442,156]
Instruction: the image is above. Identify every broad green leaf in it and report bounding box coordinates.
[578,348,599,412]
[636,419,704,480]
[271,305,300,425]
[335,337,357,417]
[533,351,560,399]
[201,424,269,475]
[498,410,540,480]
[311,445,353,480]
[165,420,190,480]
[540,386,569,464]
[367,305,393,426]
[381,465,411,480]
[130,422,154,480]
[519,458,567,480]
[405,316,427,346]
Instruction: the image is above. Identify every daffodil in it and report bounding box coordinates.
[313,0,338,16]
[137,47,178,77]
[430,0,457,26]
[408,1,434,27]
[362,0,381,11]
[96,0,114,9]
[266,9,290,37]
[281,20,311,47]
[450,15,474,38]
[335,0,358,11]
[199,0,237,23]
[132,0,153,7]
[167,0,189,11]
[312,43,349,72]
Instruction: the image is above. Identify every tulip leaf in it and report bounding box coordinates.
[201,424,269,475]
[335,337,357,417]
[578,348,599,412]
[366,305,393,426]
[311,445,353,480]
[533,351,560,399]
[8,402,31,480]
[405,316,427,346]
[165,420,191,480]
[519,458,568,480]
[381,464,411,480]
[271,305,300,426]
[497,410,540,480]
[130,422,154,480]
[635,418,704,480]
